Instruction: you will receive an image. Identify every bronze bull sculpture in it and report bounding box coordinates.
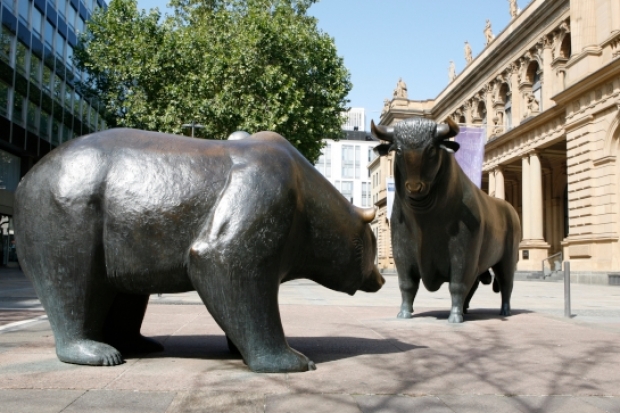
[14,129,384,372]
[372,117,520,323]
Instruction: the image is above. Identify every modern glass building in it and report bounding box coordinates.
[0,0,107,266]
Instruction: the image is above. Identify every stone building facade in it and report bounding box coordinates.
[371,0,620,283]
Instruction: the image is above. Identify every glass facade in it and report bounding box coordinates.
[0,0,107,219]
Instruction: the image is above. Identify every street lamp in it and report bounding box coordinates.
[181,121,205,138]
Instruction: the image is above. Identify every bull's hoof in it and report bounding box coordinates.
[448,312,464,323]
[57,339,124,366]
[499,303,511,316]
[397,310,413,319]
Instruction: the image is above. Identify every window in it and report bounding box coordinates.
[45,20,54,48]
[27,100,38,132]
[315,153,325,174]
[368,147,375,163]
[354,146,360,179]
[77,17,85,34]
[40,110,50,139]
[53,75,63,101]
[55,33,66,60]
[505,93,512,131]
[341,181,353,203]
[15,41,28,75]
[0,26,13,63]
[362,182,371,207]
[533,71,542,112]
[30,54,41,84]
[0,82,9,117]
[62,124,72,142]
[66,44,74,69]
[67,6,76,30]
[64,85,73,110]
[57,0,66,18]
[324,143,331,177]
[12,92,24,124]
[32,6,43,36]
[341,145,354,178]
[42,64,52,92]
[51,120,60,146]
[90,105,97,127]
[18,0,30,25]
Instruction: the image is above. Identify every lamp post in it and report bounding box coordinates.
[181,121,205,138]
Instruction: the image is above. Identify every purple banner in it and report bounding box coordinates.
[454,126,486,188]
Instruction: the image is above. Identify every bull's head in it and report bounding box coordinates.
[371,117,460,209]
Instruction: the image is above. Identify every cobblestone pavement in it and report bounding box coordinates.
[1,268,619,412]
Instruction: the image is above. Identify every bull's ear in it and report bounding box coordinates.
[373,144,391,156]
[440,140,460,153]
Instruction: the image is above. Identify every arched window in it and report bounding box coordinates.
[527,61,542,112]
[478,101,487,125]
[501,83,512,130]
[560,35,571,59]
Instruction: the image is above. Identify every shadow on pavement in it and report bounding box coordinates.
[412,307,533,321]
[128,334,423,365]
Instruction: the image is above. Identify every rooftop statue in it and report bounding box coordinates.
[393,77,408,99]
[484,19,495,45]
[14,129,385,372]
[464,41,473,64]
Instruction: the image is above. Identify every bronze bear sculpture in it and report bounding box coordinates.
[14,129,385,372]
[372,117,520,323]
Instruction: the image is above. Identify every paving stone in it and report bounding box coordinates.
[439,395,525,413]
[503,396,609,413]
[62,390,176,413]
[266,393,362,413]
[166,391,265,413]
[580,396,620,413]
[0,389,84,413]
[355,395,453,413]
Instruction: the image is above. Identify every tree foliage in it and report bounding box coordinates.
[75,0,351,162]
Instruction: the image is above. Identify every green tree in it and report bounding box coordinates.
[75,0,351,162]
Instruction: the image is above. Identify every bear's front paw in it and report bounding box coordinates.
[247,348,316,373]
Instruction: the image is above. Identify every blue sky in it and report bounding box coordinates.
[135,0,533,128]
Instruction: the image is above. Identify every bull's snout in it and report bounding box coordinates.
[360,266,385,293]
[406,181,427,196]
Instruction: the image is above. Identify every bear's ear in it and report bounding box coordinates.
[440,140,460,153]
[373,144,391,157]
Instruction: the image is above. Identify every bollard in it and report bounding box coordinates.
[564,261,571,318]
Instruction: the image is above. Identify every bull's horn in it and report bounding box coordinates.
[371,120,394,142]
[355,206,377,223]
[435,116,460,141]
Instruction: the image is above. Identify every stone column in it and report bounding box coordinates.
[530,151,545,240]
[495,166,505,199]
[486,86,494,139]
[510,64,521,124]
[488,169,496,197]
[521,155,531,240]
[544,171,553,248]
[571,0,597,52]
[542,38,554,110]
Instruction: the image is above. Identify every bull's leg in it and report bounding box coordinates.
[397,273,420,319]
[492,262,514,316]
[103,293,164,354]
[463,279,480,314]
